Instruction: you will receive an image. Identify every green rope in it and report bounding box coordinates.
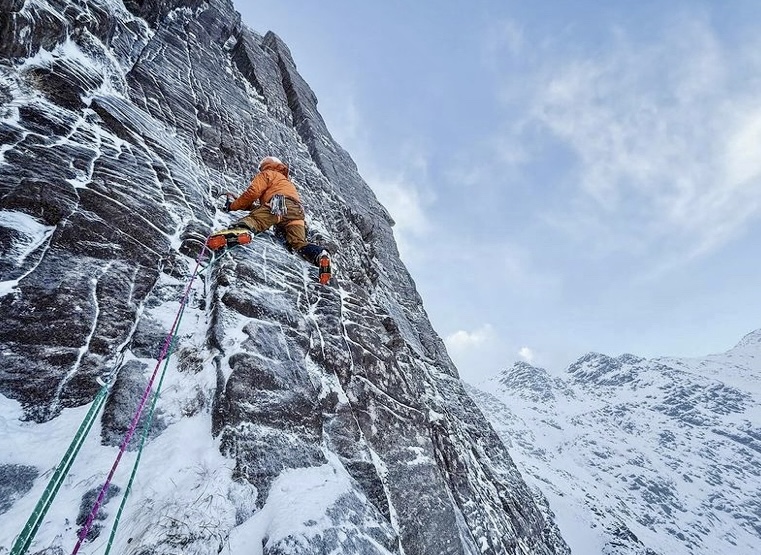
[10,381,111,555]
[103,297,191,554]
[10,241,210,555]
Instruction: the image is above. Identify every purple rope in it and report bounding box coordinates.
[71,242,209,554]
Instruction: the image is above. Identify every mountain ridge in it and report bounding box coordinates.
[468,330,761,554]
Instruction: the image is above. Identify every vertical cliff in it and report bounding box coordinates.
[0,1,569,553]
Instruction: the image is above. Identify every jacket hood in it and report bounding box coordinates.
[259,156,289,177]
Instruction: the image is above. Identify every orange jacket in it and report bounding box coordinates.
[229,158,301,211]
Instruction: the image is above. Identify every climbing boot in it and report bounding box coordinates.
[318,250,332,285]
[207,227,252,251]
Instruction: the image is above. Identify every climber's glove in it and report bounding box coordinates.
[220,192,236,212]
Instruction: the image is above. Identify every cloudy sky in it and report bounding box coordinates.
[241,1,761,383]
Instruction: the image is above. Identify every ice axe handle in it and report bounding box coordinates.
[220,192,235,212]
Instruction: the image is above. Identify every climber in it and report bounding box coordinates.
[207,156,332,284]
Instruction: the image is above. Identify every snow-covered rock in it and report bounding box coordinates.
[0,1,568,554]
[468,334,761,555]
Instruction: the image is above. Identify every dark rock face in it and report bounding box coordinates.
[101,359,167,449]
[0,464,38,515]
[567,352,643,387]
[499,360,574,403]
[0,2,569,554]
[76,484,122,542]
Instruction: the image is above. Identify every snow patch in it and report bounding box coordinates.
[0,210,52,246]
[0,210,55,296]
[20,33,128,100]
[227,456,353,554]
[20,36,96,75]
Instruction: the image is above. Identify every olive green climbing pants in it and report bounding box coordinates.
[237,198,309,251]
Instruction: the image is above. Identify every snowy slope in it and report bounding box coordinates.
[467,331,761,555]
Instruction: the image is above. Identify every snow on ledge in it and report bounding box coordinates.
[0,210,55,297]
[228,454,385,555]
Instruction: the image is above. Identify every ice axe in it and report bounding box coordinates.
[219,192,236,211]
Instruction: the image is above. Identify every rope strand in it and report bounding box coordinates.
[71,243,209,554]
[103,298,190,554]
[9,383,111,555]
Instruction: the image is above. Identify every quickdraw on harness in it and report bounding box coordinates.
[269,194,307,226]
[268,194,288,220]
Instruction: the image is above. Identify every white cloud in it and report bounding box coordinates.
[444,325,544,382]
[518,346,535,363]
[445,324,508,382]
[316,88,435,264]
[724,108,761,195]
[330,94,362,148]
[490,14,761,263]
[482,19,525,66]
[371,175,432,236]
[359,144,435,263]
[365,170,433,262]
[445,324,496,352]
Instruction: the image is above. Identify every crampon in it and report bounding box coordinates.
[318,251,332,285]
[206,229,252,251]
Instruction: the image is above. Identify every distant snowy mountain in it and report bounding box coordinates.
[467,331,761,555]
